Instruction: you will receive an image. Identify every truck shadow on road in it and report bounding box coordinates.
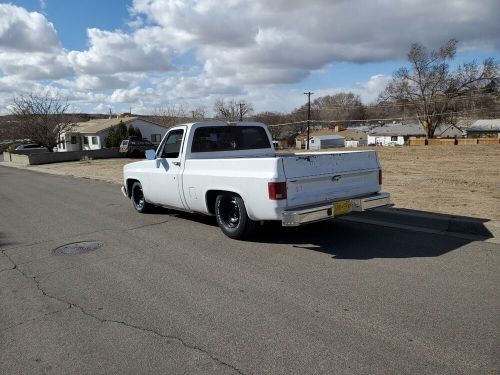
[249,220,477,260]
[146,207,481,260]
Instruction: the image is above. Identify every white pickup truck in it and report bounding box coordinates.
[122,121,390,239]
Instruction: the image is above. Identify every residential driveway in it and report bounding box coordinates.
[0,166,499,374]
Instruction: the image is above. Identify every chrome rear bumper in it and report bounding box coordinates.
[281,192,390,227]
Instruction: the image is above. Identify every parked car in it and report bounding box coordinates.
[14,144,48,153]
[122,121,390,239]
[119,137,155,157]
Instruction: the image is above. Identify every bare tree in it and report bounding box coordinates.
[213,98,253,121]
[150,104,188,128]
[191,105,206,119]
[251,112,287,139]
[9,92,72,151]
[380,39,498,138]
[312,92,365,124]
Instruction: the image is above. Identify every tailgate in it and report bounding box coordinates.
[282,151,381,207]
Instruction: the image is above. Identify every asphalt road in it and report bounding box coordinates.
[1,165,498,374]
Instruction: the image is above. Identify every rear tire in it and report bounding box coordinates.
[215,193,255,239]
[131,181,149,213]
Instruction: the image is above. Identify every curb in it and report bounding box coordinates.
[349,206,499,239]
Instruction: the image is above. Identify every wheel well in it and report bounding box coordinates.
[206,190,241,215]
[126,179,139,198]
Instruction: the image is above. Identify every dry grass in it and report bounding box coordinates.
[18,145,500,220]
[372,145,500,220]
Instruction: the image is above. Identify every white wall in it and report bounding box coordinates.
[77,133,105,151]
[345,140,359,147]
[128,119,168,145]
[57,132,83,152]
[367,135,405,146]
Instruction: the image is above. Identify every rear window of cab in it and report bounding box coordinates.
[191,126,271,153]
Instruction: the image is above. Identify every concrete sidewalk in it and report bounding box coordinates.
[347,206,500,241]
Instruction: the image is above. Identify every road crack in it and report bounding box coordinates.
[1,248,244,375]
[70,304,244,375]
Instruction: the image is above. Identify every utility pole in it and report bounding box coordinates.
[304,92,313,150]
[239,103,244,121]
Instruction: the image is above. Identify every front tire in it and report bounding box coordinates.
[131,181,149,213]
[215,193,256,239]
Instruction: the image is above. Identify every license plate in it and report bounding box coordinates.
[333,200,352,216]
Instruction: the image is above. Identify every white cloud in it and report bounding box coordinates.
[131,0,500,86]
[109,87,146,103]
[352,75,392,104]
[92,103,113,114]
[1,1,499,115]
[0,4,71,80]
[67,28,175,75]
[0,4,59,53]
[0,52,72,80]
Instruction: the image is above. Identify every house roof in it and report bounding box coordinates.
[70,117,138,134]
[434,124,464,138]
[70,116,163,134]
[369,123,425,136]
[369,123,462,137]
[468,119,500,132]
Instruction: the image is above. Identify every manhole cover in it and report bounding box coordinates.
[53,241,104,256]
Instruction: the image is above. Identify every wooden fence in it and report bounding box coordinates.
[408,138,499,146]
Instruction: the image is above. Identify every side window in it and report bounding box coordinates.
[160,129,184,158]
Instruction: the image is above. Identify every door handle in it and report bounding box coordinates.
[173,161,181,166]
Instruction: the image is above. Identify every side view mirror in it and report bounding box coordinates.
[145,149,156,160]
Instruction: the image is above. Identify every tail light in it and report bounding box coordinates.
[379,169,382,185]
[268,182,287,200]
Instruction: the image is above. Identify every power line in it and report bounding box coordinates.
[265,108,500,128]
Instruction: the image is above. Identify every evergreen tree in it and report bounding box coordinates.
[126,125,143,139]
[117,120,128,140]
[105,121,129,147]
[105,126,116,147]
[134,126,142,139]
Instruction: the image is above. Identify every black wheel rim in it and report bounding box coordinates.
[133,186,145,209]
[220,197,240,228]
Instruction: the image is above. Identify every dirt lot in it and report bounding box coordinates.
[7,145,500,220]
[371,145,500,220]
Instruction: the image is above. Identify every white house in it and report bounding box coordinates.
[57,116,168,152]
[368,123,423,146]
[367,122,464,146]
[367,134,406,146]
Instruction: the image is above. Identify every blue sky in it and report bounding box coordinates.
[12,0,132,50]
[0,0,498,115]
